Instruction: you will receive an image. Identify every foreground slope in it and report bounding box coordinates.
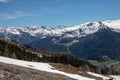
[0,56,120,80]
[0,56,94,80]
[1,56,120,80]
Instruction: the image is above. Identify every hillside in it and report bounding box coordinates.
[0,56,120,80]
[0,38,120,75]
[0,39,95,72]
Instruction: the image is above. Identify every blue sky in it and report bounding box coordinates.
[0,0,120,27]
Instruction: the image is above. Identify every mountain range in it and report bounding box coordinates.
[0,19,120,61]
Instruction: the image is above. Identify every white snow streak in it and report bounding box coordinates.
[87,72,109,80]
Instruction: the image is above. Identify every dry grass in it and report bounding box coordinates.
[50,63,103,80]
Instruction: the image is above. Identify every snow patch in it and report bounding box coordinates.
[111,75,120,80]
[87,72,109,80]
[87,72,120,80]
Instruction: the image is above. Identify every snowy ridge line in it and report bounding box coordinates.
[102,19,120,29]
[0,22,102,37]
[0,56,94,80]
[0,19,120,39]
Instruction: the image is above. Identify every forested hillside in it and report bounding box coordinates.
[0,39,120,75]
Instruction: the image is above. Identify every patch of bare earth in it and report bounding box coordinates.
[50,63,104,80]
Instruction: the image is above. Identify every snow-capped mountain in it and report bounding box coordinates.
[0,21,102,45]
[0,21,105,43]
[103,19,120,29]
[0,20,120,39]
[1,19,120,61]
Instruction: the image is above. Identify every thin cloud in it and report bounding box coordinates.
[0,0,10,3]
[0,11,30,20]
